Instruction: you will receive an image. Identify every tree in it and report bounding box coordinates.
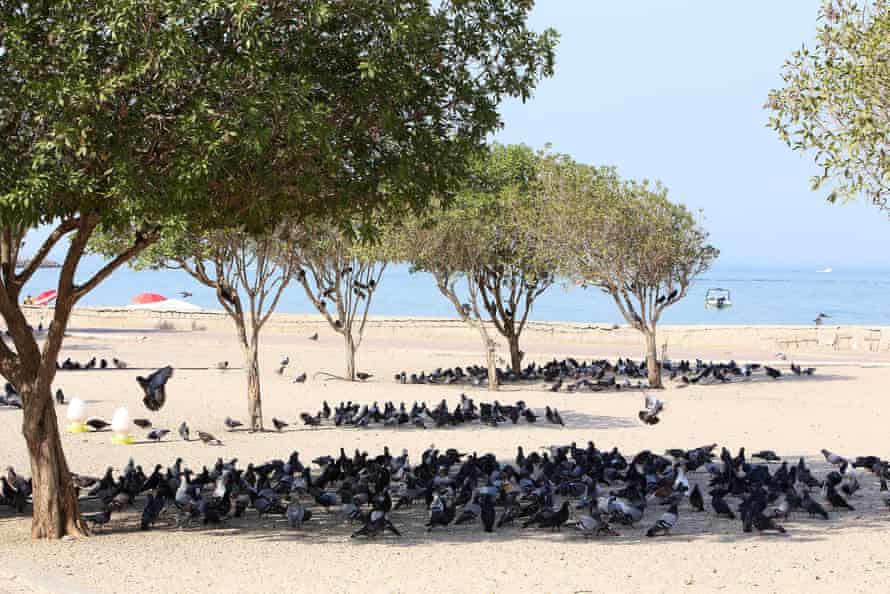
[291,219,390,381]
[767,1,890,211]
[556,175,718,388]
[105,229,297,431]
[1,0,557,538]
[397,144,559,387]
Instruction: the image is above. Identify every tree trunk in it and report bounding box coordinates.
[485,338,499,391]
[508,334,523,375]
[344,333,356,381]
[22,380,89,538]
[243,343,263,431]
[645,328,662,389]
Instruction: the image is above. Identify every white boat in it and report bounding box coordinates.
[705,288,731,309]
[818,267,833,273]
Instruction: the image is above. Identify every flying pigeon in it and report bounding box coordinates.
[137,366,174,411]
[638,393,664,425]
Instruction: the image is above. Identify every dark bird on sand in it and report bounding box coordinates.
[646,503,678,537]
[272,418,289,432]
[711,495,735,519]
[825,484,854,510]
[197,431,222,445]
[764,366,782,379]
[178,421,190,441]
[753,512,786,534]
[356,372,373,381]
[133,418,152,430]
[308,333,318,341]
[85,418,111,432]
[293,372,307,383]
[689,484,704,512]
[137,366,174,411]
[224,417,243,431]
[752,450,781,462]
[55,389,65,405]
[802,491,829,519]
[147,428,170,442]
[83,506,114,531]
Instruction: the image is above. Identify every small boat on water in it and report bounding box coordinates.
[705,288,731,309]
[818,267,833,273]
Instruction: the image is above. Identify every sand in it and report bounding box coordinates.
[1,314,889,593]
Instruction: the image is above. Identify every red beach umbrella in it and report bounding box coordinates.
[131,292,167,305]
[32,290,57,306]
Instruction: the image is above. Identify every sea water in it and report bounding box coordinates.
[24,262,890,326]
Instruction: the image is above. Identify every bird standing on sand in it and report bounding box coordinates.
[197,431,222,445]
[147,428,170,442]
[225,417,243,431]
[308,333,318,341]
[133,418,152,430]
[646,503,678,537]
[85,418,111,432]
[178,421,190,441]
[272,418,289,432]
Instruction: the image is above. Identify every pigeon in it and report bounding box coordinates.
[272,418,289,432]
[83,506,114,531]
[178,421,190,441]
[638,394,663,425]
[764,366,782,379]
[224,417,243,431]
[825,484,854,510]
[356,372,373,381]
[133,418,152,430]
[54,389,65,405]
[821,448,846,466]
[216,361,229,371]
[197,431,222,445]
[147,428,170,442]
[802,491,829,519]
[112,358,128,369]
[689,484,704,512]
[308,333,318,341]
[752,512,786,534]
[711,495,735,519]
[137,366,173,411]
[85,418,110,432]
[646,503,678,537]
[752,450,781,462]
[574,513,619,537]
[140,492,167,530]
[293,372,307,383]
[286,500,312,528]
[179,291,193,299]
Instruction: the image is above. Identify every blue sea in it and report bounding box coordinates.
[24,262,890,326]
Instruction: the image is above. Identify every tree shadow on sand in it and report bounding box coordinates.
[41,454,888,549]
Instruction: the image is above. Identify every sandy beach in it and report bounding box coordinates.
[1,311,889,593]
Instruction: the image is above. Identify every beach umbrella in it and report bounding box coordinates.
[32,289,57,306]
[131,292,167,305]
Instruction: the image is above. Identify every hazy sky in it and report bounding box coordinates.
[29,2,889,271]
[494,1,890,269]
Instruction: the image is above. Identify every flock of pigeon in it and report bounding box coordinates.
[23,441,883,540]
[296,395,571,430]
[396,358,816,391]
